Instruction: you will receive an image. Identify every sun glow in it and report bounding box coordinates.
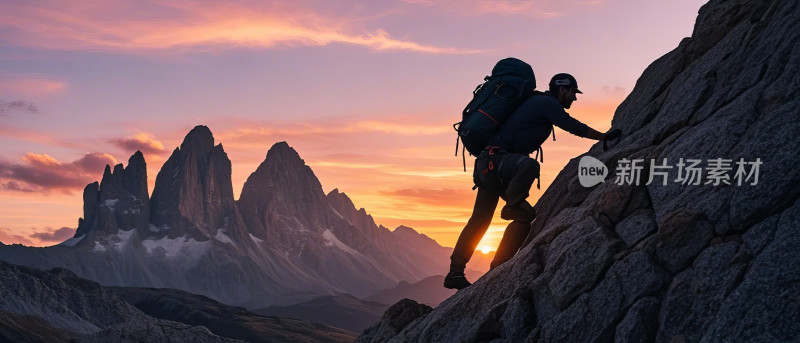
[480,246,492,254]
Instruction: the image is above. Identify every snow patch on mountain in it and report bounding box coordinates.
[214,230,235,247]
[112,229,136,251]
[93,242,106,252]
[329,205,345,220]
[141,235,209,260]
[102,198,119,209]
[59,234,84,247]
[322,229,358,255]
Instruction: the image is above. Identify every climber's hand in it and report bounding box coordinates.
[604,129,622,141]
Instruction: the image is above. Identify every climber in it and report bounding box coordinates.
[444,73,621,290]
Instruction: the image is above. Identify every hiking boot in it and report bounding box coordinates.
[501,202,537,222]
[443,272,472,290]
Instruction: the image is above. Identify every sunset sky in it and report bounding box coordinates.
[0,0,705,250]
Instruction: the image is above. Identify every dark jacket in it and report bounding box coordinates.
[489,91,590,155]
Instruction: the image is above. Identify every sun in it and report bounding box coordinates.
[479,246,492,254]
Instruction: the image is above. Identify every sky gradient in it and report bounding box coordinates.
[0,0,706,250]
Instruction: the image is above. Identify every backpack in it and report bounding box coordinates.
[454,58,536,169]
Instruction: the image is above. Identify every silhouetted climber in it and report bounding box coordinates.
[444,73,621,290]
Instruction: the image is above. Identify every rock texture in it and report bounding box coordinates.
[359,0,800,342]
[237,142,453,297]
[356,299,432,343]
[76,151,149,238]
[150,125,249,242]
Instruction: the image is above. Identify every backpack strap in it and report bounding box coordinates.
[462,145,467,172]
[534,146,543,163]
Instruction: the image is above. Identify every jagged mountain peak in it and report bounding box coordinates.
[265,141,304,165]
[180,125,214,150]
[392,225,417,235]
[239,141,328,242]
[150,125,246,240]
[327,188,356,208]
[128,150,145,166]
[101,164,112,178]
[75,149,151,238]
[2,125,454,313]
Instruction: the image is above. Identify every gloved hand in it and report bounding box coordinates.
[604,129,622,141]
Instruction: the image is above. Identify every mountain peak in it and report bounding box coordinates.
[130,150,145,163]
[180,125,214,152]
[151,125,245,240]
[265,141,303,165]
[327,188,354,206]
[393,225,418,235]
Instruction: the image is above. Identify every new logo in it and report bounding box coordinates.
[578,155,608,187]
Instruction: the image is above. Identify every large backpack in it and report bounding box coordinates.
[454,58,536,167]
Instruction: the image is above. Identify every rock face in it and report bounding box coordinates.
[238,142,452,297]
[359,0,800,342]
[76,151,150,237]
[0,125,451,310]
[150,125,249,242]
[357,299,432,343]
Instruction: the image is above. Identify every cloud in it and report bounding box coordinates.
[0,152,117,194]
[602,86,626,94]
[72,153,118,174]
[0,227,35,246]
[379,188,477,207]
[0,0,479,54]
[30,227,75,242]
[0,100,39,116]
[1,181,36,192]
[110,133,167,155]
[0,78,66,95]
[217,114,452,146]
[400,0,602,18]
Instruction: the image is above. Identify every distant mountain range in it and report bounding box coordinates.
[254,275,460,333]
[0,125,452,309]
[0,260,355,342]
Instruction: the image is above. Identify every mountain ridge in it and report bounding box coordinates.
[0,126,452,309]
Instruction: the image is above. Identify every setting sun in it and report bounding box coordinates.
[480,246,492,254]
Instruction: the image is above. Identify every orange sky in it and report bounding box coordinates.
[0,0,706,249]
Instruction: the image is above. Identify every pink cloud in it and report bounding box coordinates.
[0,152,117,194]
[72,153,118,174]
[0,0,479,54]
[0,77,66,95]
[217,113,452,145]
[1,181,36,193]
[30,227,75,242]
[110,133,167,155]
[0,227,34,246]
[400,0,603,17]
